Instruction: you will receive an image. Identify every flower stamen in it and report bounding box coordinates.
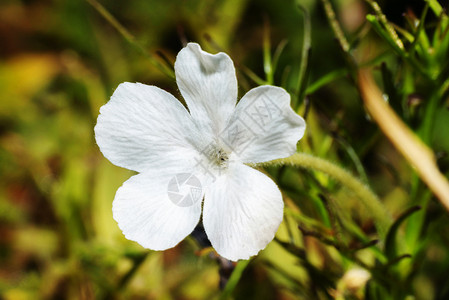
[217,149,229,166]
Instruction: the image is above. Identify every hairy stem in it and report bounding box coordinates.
[364,0,405,50]
[319,0,350,52]
[262,153,392,238]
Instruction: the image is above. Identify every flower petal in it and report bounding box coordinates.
[175,43,238,136]
[113,170,203,250]
[94,82,202,173]
[203,163,284,261]
[221,85,305,163]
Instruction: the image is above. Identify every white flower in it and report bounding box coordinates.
[94,43,306,261]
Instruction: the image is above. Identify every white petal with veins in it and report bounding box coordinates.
[113,170,203,250]
[95,82,202,173]
[223,85,306,164]
[175,43,238,137]
[203,163,284,261]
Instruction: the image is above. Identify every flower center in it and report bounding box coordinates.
[206,144,230,165]
[214,149,229,167]
[197,143,231,177]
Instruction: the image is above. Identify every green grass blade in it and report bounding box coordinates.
[220,260,251,300]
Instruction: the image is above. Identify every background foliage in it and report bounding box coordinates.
[1,0,449,299]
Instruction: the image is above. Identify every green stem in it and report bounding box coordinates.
[102,252,148,300]
[319,0,359,81]
[319,0,350,53]
[263,19,274,85]
[364,0,405,50]
[85,0,174,79]
[261,153,392,238]
[418,89,439,144]
[295,5,312,104]
[220,260,251,300]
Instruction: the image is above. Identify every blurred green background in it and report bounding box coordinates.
[1,0,449,299]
